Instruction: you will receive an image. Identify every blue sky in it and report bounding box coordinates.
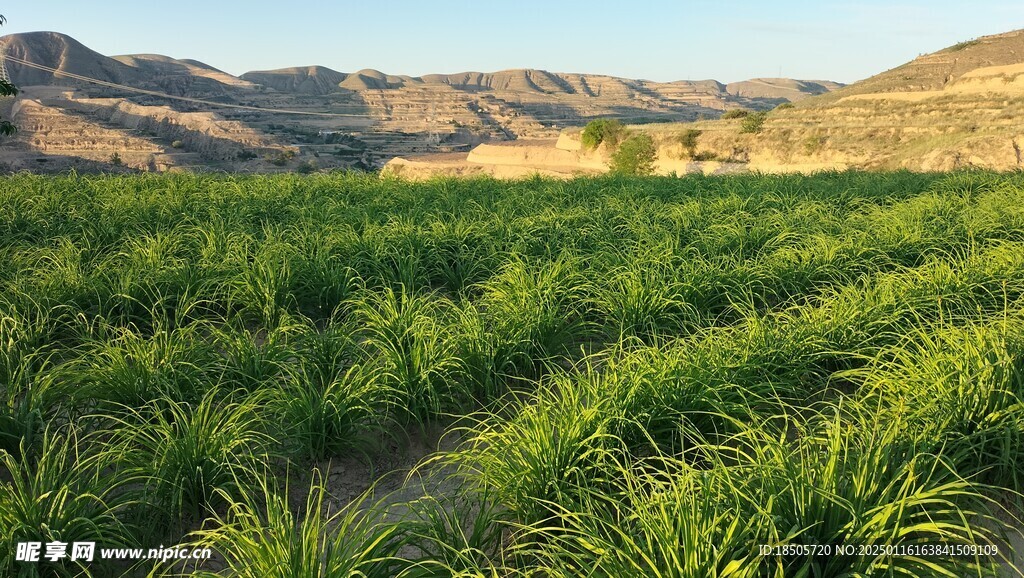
[3,1,1022,83]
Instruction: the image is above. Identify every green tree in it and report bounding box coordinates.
[740,111,768,134]
[581,118,625,150]
[610,134,657,176]
[0,15,18,136]
[678,129,702,159]
[296,159,318,174]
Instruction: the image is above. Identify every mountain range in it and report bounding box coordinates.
[0,31,841,172]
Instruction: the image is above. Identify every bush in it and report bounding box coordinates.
[581,119,626,150]
[170,140,184,149]
[610,134,657,176]
[109,152,123,166]
[296,160,319,174]
[678,129,702,159]
[774,102,795,111]
[721,109,750,120]
[740,111,768,134]
[266,150,295,167]
[803,135,827,154]
[236,150,258,161]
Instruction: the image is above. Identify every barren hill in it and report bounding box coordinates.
[384,28,1024,178]
[814,30,1024,101]
[731,28,1024,172]
[0,31,145,87]
[240,64,840,106]
[240,66,349,95]
[0,32,254,98]
[725,78,843,101]
[111,54,259,89]
[0,31,840,174]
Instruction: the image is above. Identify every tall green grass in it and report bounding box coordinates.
[1,170,1024,577]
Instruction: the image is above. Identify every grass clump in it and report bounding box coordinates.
[108,391,274,526]
[186,472,403,578]
[0,428,141,577]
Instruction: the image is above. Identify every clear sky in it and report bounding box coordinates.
[2,1,1022,84]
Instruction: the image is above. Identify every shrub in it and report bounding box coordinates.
[678,129,702,159]
[266,151,291,167]
[740,111,768,134]
[581,119,626,150]
[110,152,123,166]
[236,150,257,161]
[803,135,827,154]
[774,102,795,110]
[296,160,318,174]
[170,140,184,149]
[721,109,750,120]
[610,134,657,176]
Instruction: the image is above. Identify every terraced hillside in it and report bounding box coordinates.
[387,28,1024,178]
[671,29,1024,173]
[0,31,838,173]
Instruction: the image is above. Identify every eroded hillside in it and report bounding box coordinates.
[385,29,1024,178]
[0,31,839,173]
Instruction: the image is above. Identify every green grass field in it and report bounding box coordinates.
[2,170,1024,577]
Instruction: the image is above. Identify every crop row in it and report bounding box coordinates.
[2,171,1024,576]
